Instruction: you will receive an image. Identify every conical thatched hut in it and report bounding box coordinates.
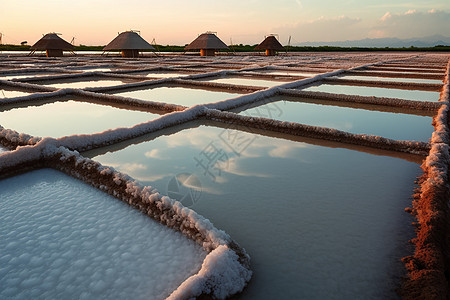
[30,33,74,57]
[103,31,155,58]
[185,32,228,56]
[255,35,285,56]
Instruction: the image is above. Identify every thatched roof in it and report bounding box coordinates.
[103,31,155,51]
[31,33,74,51]
[185,33,229,50]
[254,35,285,51]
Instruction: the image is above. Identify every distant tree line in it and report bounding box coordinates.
[1,43,449,52]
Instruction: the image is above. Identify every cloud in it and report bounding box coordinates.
[375,9,450,38]
[145,149,170,160]
[380,12,392,21]
[404,9,417,15]
[273,15,363,42]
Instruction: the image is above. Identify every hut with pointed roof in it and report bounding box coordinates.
[255,35,285,56]
[30,33,74,57]
[103,31,155,58]
[185,32,228,57]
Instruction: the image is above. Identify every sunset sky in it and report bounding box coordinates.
[1,0,449,46]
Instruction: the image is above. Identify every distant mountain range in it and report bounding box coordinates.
[295,35,450,48]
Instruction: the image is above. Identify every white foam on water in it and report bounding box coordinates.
[0,168,207,300]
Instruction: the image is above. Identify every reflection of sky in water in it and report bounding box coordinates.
[203,77,292,87]
[304,84,440,102]
[334,75,443,84]
[0,100,160,138]
[239,100,433,141]
[130,72,196,78]
[0,73,61,80]
[258,70,320,77]
[75,68,112,73]
[0,89,32,98]
[45,80,133,89]
[90,125,419,299]
[371,68,444,75]
[115,87,241,106]
[0,169,206,300]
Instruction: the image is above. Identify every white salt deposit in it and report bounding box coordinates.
[0,168,207,300]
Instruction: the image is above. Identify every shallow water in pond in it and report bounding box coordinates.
[0,89,32,98]
[75,68,113,73]
[202,76,292,87]
[258,70,320,77]
[0,168,206,300]
[0,73,63,80]
[370,68,445,75]
[333,75,443,84]
[114,86,242,106]
[132,71,198,78]
[44,79,137,89]
[304,83,440,102]
[88,125,418,300]
[237,99,434,141]
[0,100,160,138]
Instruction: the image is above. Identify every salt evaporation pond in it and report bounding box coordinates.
[304,84,440,102]
[258,70,320,77]
[0,168,206,300]
[0,100,161,138]
[87,124,418,299]
[44,79,138,89]
[0,89,32,98]
[369,68,444,75]
[333,75,443,84]
[132,72,198,78]
[237,99,434,141]
[201,77,292,87]
[114,86,242,106]
[0,73,64,80]
[74,68,113,73]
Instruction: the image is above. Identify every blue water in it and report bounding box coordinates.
[88,124,418,299]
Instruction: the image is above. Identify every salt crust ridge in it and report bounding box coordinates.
[400,59,450,299]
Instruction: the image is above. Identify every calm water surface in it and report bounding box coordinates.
[44,79,136,89]
[304,84,440,102]
[202,77,292,87]
[259,70,320,77]
[88,125,419,300]
[0,100,160,137]
[131,72,198,78]
[333,75,443,84]
[114,86,242,106]
[0,89,32,98]
[237,99,434,141]
[0,73,63,80]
